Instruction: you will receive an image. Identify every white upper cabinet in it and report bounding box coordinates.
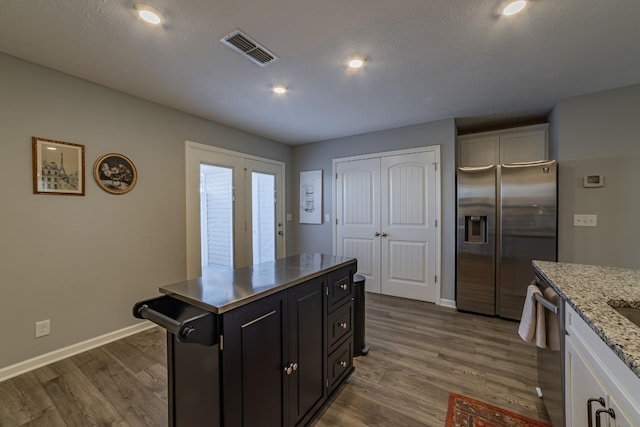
[458,124,549,167]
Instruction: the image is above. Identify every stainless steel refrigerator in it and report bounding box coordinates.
[456,160,557,320]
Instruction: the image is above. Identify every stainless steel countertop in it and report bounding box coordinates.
[159,253,356,314]
[533,260,640,379]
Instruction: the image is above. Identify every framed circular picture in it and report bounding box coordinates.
[94,153,137,194]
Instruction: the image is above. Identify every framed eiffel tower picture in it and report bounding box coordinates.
[32,137,85,196]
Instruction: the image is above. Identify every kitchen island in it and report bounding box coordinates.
[533,260,640,426]
[134,253,357,427]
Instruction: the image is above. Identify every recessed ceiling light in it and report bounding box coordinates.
[503,0,527,16]
[348,58,365,69]
[273,85,288,95]
[136,4,163,25]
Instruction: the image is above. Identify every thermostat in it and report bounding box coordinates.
[583,175,604,188]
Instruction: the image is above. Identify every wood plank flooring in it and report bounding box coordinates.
[0,293,551,426]
[311,293,550,426]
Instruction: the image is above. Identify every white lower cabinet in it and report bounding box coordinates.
[565,305,640,427]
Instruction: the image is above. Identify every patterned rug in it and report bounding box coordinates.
[445,393,552,427]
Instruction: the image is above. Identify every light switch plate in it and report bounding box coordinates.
[574,214,597,227]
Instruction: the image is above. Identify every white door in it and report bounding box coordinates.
[335,148,440,302]
[381,152,437,301]
[186,142,285,279]
[245,159,285,264]
[336,158,381,293]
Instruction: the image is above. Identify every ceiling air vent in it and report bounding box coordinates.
[220,29,279,67]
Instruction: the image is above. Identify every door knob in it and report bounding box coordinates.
[339,361,347,367]
[382,232,388,237]
[278,230,283,235]
[374,232,380,237]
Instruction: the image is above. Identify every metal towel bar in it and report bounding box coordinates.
[531,278,559,314]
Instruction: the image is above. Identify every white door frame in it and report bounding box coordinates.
[186,141,286,279]
[332,145,441,304]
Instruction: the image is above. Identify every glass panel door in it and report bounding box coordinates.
[246,158,285,265]
[200,164,234,270]
[251,172,275,264]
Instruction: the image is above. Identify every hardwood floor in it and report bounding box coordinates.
[312,293,550,426]
[0,293,551,426]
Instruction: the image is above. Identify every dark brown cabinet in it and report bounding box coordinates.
[326,266,355,393]
[222,276,326,427]
[135,255,357,427]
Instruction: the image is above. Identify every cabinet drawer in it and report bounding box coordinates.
[328,338,353,390]
[328,300,353,352]
[327,266,352,311]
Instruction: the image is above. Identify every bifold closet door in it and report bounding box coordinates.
[380,152,437,302]
[335,158,381,294]
[336,151,438,302]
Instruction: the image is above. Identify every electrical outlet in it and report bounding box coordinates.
[573,214,597,227]
[35,319,50,338]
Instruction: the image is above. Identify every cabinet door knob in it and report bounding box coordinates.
[339,322,348,329]
[339,361,347,367]
[340,284,348,290]
[587,397,605,427]
[284,364,293,375]
[381,232,388,237]
[292,362,298,371]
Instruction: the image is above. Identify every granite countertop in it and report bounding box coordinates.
[159,253,356,314]
[533,260,640,379]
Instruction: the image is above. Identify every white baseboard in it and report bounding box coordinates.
[439,298,457,309]
[0,321,154,383]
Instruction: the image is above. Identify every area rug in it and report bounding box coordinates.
[445,393,552,427]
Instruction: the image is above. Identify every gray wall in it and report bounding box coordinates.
[0,53,292,370]
[292,119,457,300]
[554,84,640,268]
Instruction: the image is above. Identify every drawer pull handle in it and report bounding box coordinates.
[340,284,348,290]
[339,322,348,329]
[339,361,347,367]
[587,397,605,427]
[595,408,615,427]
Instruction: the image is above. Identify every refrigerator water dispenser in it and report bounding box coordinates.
[465,216,487,243]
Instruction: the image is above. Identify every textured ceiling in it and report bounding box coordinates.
[1,0,639,144]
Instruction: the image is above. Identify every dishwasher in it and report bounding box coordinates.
[534,273,564,427]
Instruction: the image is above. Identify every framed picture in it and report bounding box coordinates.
[94,153,138,194]
[32,137,85,195]
[299,170,322,224]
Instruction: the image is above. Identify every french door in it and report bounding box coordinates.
[334,147,440,303]
[186,141,285,279]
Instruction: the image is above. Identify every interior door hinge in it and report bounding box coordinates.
[220,335,224,350]
[433,162,438,171]
[435,219,438,227]
[326,378,329,388]
[435,275,438,283]
[335,173,338,180]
